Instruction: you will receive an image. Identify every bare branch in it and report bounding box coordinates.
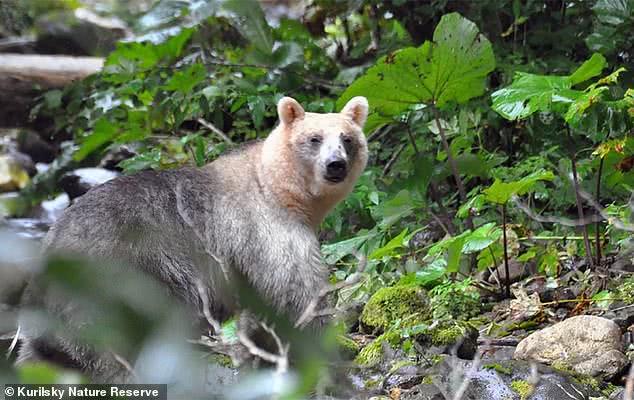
[295,255,368,329]
[6,325,20,359]
[112,352,140,383]
[195,279,222,335]
[197,118,234,145]
[237,324,288,374]
[260,323,289,374]
[625,363,634,400]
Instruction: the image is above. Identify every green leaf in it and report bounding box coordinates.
[163,63,207,92]
[446,235,466,273]
[483,170,555,204]
[569,53,608,85]
[247,95,266,128]
[372,190,418,229]
[337,13,495,128]
[221,318,239,344]
[491,53,607,120]
[370,228,408,260]
[399,258,447,288]
[593,0,633,25]
[462,223,502,254]
[74,118,118,161]
[322,231,376,264]
[18,363,83,384]
[221,0,273,54]
[591,290,614,310]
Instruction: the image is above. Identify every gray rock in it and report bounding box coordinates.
[0,154,30,192]
[488,259,531,284]
[603,301,634,329]
[17,129,56,164]
[402,358,604,400]
[514,315,627,379]
[35,8,129,56]
[59,167,119,200]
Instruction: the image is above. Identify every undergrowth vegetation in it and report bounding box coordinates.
[5,0,634,394]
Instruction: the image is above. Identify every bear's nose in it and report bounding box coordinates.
[325,157,347,182]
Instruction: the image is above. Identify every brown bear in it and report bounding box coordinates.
[17,96,369,383]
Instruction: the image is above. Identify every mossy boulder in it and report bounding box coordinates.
[422,320,479,359]
[337,334,361,359]
[354,330,400,367]
[360,285,431,332]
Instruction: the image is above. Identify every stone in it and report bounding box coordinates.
[513,315,627,379]
[488,259,530,284]
[402,359,605,400]
[59,168,119,200]
[17,129,56,164]
[35,8,129,56]
[0,155,30,192]
[360,285,431,332]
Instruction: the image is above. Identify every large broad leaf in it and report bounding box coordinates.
[462,223,502,254]
[337,13,495,132]
[369,228,409,260]
[483,170,555,205]
[220,0,273,55]
[491,53,607,121]
[371,190,420,229]
[586,0,634,54]
[74,118,118,161]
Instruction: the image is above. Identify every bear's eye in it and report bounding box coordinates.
[310,135,322,144]
[342,136,353,145]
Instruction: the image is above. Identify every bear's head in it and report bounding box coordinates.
[261,96,369,228]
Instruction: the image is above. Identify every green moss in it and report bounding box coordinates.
[550,361,617,396]
[429,280,481,320]
[484,363,512,375]
[360,285,430,332]
[421,375,434,385]
[208,353,233,368]
[510,380,534,400]
[337,334,360,359]
[425,320,475,347]
[616,277,634,304]
[354,330,400,367]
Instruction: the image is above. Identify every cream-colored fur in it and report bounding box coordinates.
[259,96,368,230]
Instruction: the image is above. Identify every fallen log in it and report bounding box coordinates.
[0,53,103,127]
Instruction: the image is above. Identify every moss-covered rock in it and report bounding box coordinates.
[429,280,481,320]
[360,285,431,332]
[337,334,361,359]
[510,379,534,400]
[354,330,400,367]
[423,320,479,359]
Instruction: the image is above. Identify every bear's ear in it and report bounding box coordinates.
[341,96,369,128]
[277,97,305,126]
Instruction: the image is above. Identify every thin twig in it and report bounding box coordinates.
[197,118,234,145]
[595,156,604,264]
[6,325,20,359]
[295,255,367,329]
[195,279,222,335]
[236,324,287,373]
[260,323,289,374]
[382,143,407,176]
[569,149,594,267]
[429,210,452,237]
[432,105,473,230]
[112,352,140,382]
[451,342,483,400]
[624,364,634,400]
[502,204,511,299]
